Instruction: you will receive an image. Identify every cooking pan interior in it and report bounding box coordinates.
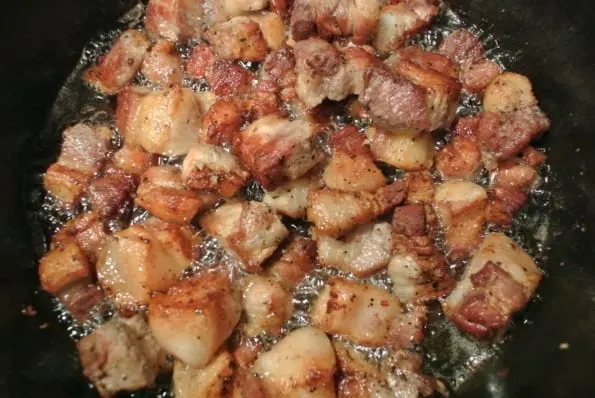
[0,0,594,396]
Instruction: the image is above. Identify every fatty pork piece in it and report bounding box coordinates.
[76,315,169,397]
[307,179,408,237]
[148,272,242,367]
[199,201,289,272]
[435,136,482,180]
[181,142,250,197]
[374,0,439,55]
[290,0,381,44]
[316,222,393,277]
[235,115,323,189]
[88,169,136,219]
[115,85,150,138]
[252,327,337,398]
[126,86,202,156]
[437,28,503,93]
[111,145,158,177]
[240,275,293,336]
[477,72,551,161]
[173,351,233,398]
[141,39,183,87]
[323,125,385,193]
[96,219,194,311]
[43,124,111,206]
[366,126,434,171]
[385,46,462,131]
[136,166,218,224]
[145,0,203,41]
[267,237,317,291]
[434,180,487,260]
[51,211,107,262]
[231,368,268,398]
[263,175,324,218]
[84,29,150,95]
[443,232,542,338]
[256,46,297,99]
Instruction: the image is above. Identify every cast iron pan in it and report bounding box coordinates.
[0,0,594,396]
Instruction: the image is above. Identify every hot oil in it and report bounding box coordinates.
[26,1,553,395]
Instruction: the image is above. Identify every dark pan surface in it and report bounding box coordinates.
[0,0,594,396]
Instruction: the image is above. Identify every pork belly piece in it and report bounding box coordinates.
[366,126,434,171]
[205,17,268,61]
[200,98,244,145]
[127,86,201,156]
[77,315,169,397]
[51,211,107,263]
[289,0,316,40]
[307,180,408,237]
[84,29,150,95]
[181,143,250,197]
[383,350,447,397]
[252,327,337,398]
[141,39,183,87]
[186,43,217,80]
[115,85,150,138]
[148,272,242,367]
[111,145,158,177]
[256,46,297,97]
[247,12,286,51]
[145,0,203,41]
[374,0,439,55]
[231,368,268,398]
[235,115,323,189]
[266,237,317,291]
[263,175,323,219]
[437,28,503,93]
[311,277,402,346]
[88,170,136,219]
[392,204,426,237]
[405,171,434,204]
[434,180,487,260]
[207,60,254,97]
[323,126,385,193]
[435,136,482,180]
[477,72,550,160]
[96,219,193,311]
[43,124,111,205]
[240,275,293,336]
[443,232,542,338]
[220,0,270,19]
[199,201,289,272]
[172,351,234,398]
[135,166,218,224]
[316,222,393,277]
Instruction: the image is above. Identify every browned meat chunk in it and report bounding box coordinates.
[145,0,203,41]
[39,241,92,296]
[405,171,434,204]
[186,43,216,79]
[200,98,243,146]
[435,136,482,180]
[205,18,269,62]
[266,237,317,290]
[366,126,435,171]
[115,86,150,138]
[173,351,234,398]
[392,204,426,237]
[263,175,324,218]
[240,275,292,336]
[141,39,183,86]
[51,211,107,262]
[111,145,158,177]
[207,59,253,97]
[256,46,297,97]
[88,170,136,219]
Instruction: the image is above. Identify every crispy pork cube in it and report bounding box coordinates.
[231,368,268,398]
[200,98,243,146]
[181,143,250,197]
[96,220,193,311]
[316,222,393,277]
[221,0,269,18]
[141,39,183,87]
[200,201,288,272]
[148,272,242,367]
[435,136,482,180]
[392,204,426,237]
[111,145,158,177]
[323,126,385,193]
[311,277,402,346]
[77,315,169,397]
[88,171,136,219]
[206,60,254,97]
[246,12,286,51]
[136,166,218,224]
[252,327,337,398]
[43,164,88,206]
[405,171,434,204]
[127,86,201,156]
[483,72,538,114]
[366,127,434,171]
[83,29,150,95]
[205,17,269,61]
[267,237,317,291]
[434,180,487,260]
[186,43,217,79]
[236,115,323,189]
[256,46,297,95]
[307,180,408,237]
[115,85,150,138]
[241,275,292,336]
[145,0,203,41]
[443,232,542,338]
[172,351,234,398]
[39,241,92,296]
[263,176,323,218]
[51,212,107,262]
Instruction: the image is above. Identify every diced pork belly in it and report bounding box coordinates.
[39,240,92,295]
[88,170,136,219]
[240,275,293,336]
[435,136,482,180]
[443,232,542,338]
[307,180,408,237]
[96,219,193,311]
[220,0,270,19]
[247,12,286,51]
[366,126,434,171]
[434,180,487,260]
[263,175,323,219]
[316,222,393,277]
[392,204,426,237]
[252,327,337,398]
[323,125,385,193]
[141,39,183,87]
[111,145,158,177]
[145,0,203,41]
[199,201,289,272]
[126,86,201,156]
[43,124,111,205]
[172,351,234,398]
[200,98,244,145]
[84,29,150,95]
[51,211,107,262]
[77,315,169,397]
[205,17,269,61]
[256,46,297,97]
[181,143,250,197]
[148,272,242,367]
[186,43,217,80]
[235,115,323,189]
[405,171,435,204]
[207,60,254,97]
[136,166,218,224]
[115,85,150,138]
[266,237,317,291]
[231,367,268,398]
